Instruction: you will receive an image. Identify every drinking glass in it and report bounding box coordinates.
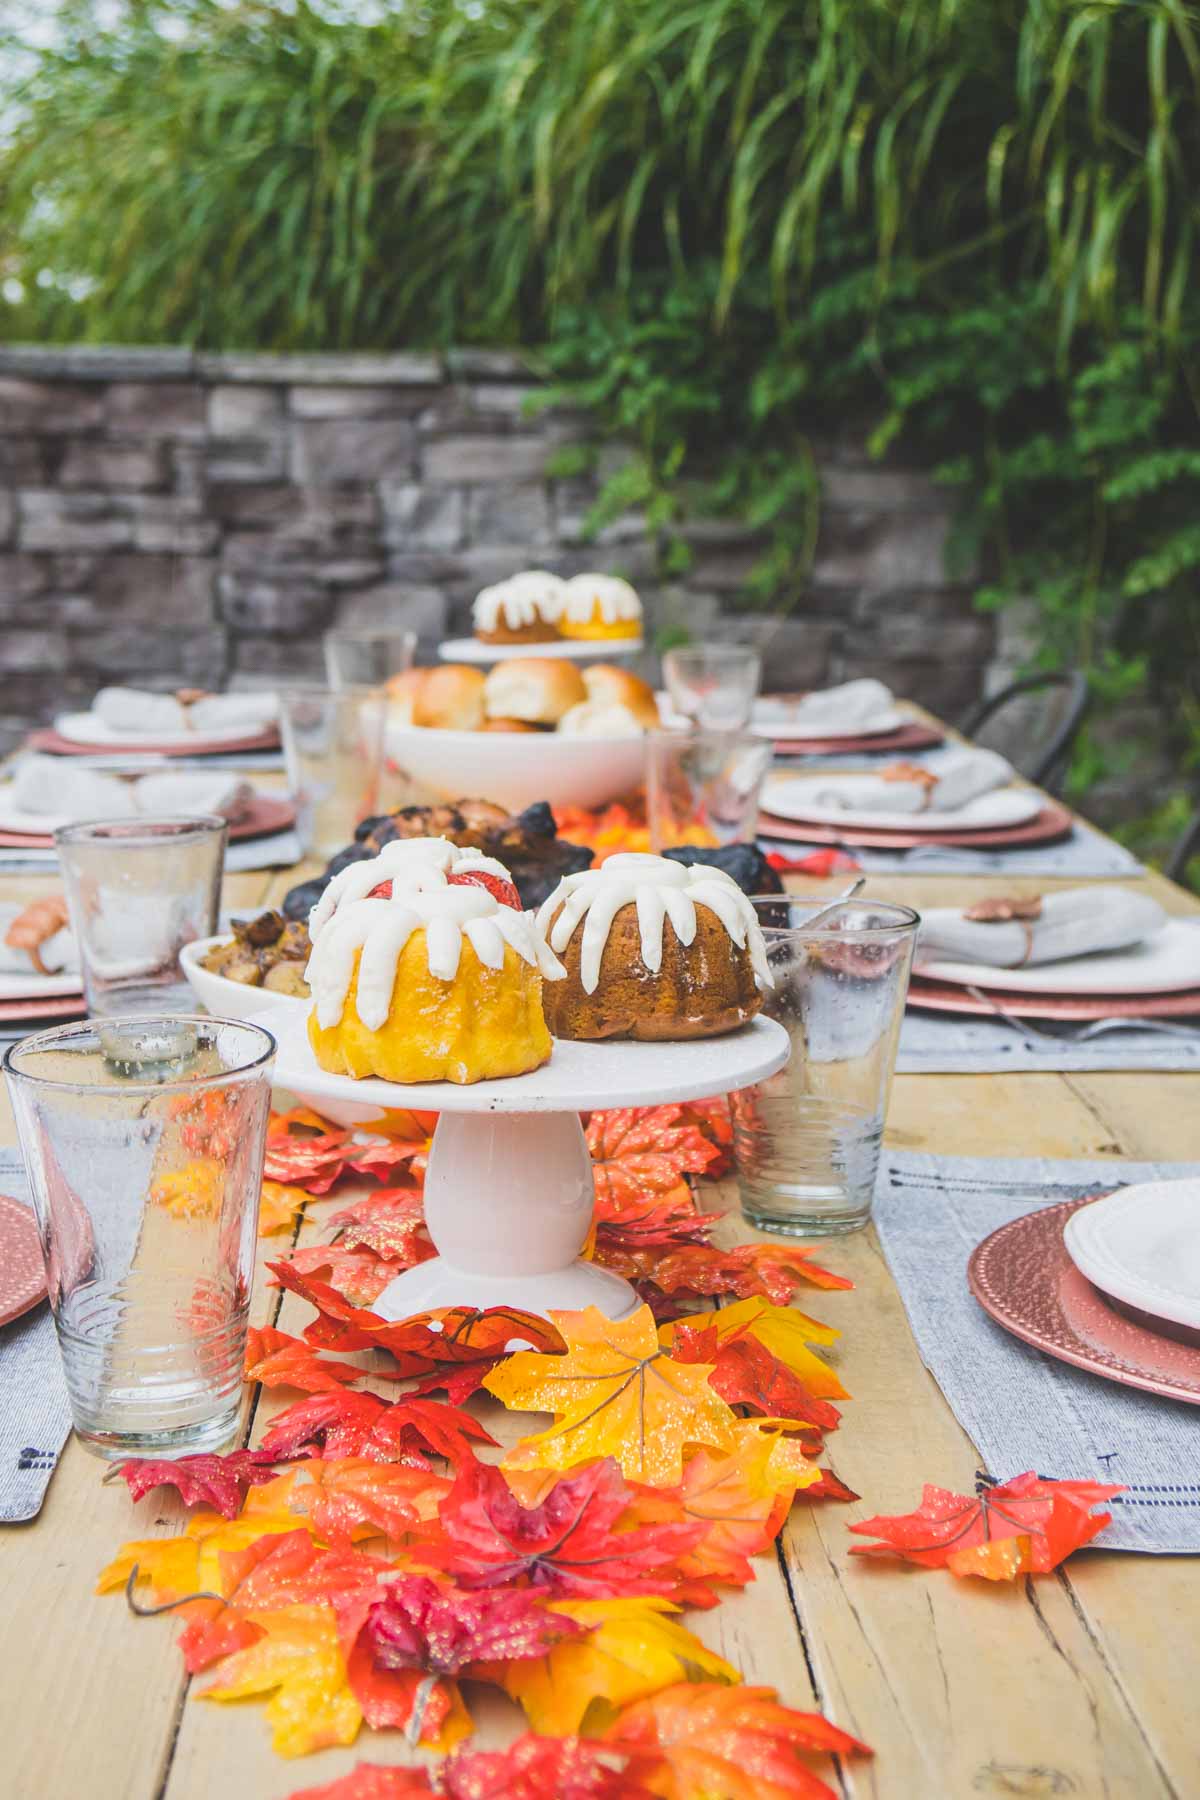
[55,816,227,1016]
[732,898,918,1234]
[324,627,416,689]
[4,1015,276,1458]
[645,729,772,851]
[662,645,762,730]
[279,684,387,858]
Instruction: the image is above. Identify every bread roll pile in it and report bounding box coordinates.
[386,660,661,736]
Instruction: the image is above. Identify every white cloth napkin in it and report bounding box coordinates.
[0,902,77,975]
[756,678,895,732]
[9,757,252,825]
[808,746,1013,814]
[91,687,277,736]
[917,888,1166,969]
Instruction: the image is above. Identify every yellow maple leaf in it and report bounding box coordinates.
[485,1304,737,1487]
[258,1180,310,1236]
[200,1602,362,1757]
[96,1536,201,1603]
[659,1296,848,1400]
[497,1596,740,1735]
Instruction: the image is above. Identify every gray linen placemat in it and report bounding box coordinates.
[0,1152,71,1523]
[760,817,1143,877]
[875,1152,1200,1552]
[897,1007,1200,1073]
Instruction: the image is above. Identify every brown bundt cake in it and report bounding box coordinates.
[534,852,770,1041]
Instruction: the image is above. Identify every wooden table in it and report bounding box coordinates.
[4,808,1199,1798]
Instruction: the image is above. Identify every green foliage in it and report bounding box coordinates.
[2,0,1200,793]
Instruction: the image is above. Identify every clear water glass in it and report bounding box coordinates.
[733,899,918,1234]
[55,815,227,1016]
[323,627,416,689]
[279,684,387,858]
[4,1015,276,1459]
[662,645,762,730]
[645,729,772,851]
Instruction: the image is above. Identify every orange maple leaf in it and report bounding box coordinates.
[244,1326,365,1393]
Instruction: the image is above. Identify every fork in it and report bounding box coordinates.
[964,985,1200,1044]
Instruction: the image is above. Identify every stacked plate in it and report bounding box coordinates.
[0,789,297,852]
[759,773,1072,851]
[0,968,87,1038]
[29,712,281,759]
[969,1182,1200,1405]
[747,695,943,757]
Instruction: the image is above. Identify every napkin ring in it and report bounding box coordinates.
[964,895,1043,967]
[881,762,939,812]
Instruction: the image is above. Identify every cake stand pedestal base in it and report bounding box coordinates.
[371,1111,638,1323]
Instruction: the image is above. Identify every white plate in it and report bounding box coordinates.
[54,711,274,749]
[763,776,1041,833]
[916,918,1200,995]
[384,720,649,812]
[1064,1182,1200,1331]
[180,937,310,1022]
[439,637,644,664]
[749,705,905,741]
[271,1004,789,1114]
[0,968,83,1001]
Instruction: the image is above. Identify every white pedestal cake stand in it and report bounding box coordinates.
[438,636,645,665]
[270,1009,789,1323]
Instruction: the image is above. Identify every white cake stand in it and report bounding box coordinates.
[270,1009,789,1322]
[438,636,645,664]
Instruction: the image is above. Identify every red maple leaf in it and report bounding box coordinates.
[849,1472,1123,1579]
[417,1458,704,1598]
[285,1244,398,1309]
[218,1529,391,1612]
[672,1320,841,1436]
[113,1448,278,1520]
[355,1572,583,1679]
[800,1468,860,1503]
[330,1188,433,1266]
[244,1325,365,1392]
[283,1768,434,1799]
[259,1389,495,1470]
[264,1130,427,1196]
[585,1105,722,1215]
[639,1242,853,1305]
[441,1733,655,1799]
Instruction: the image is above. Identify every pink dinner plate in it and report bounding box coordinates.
[27,725,280,758]
[0,792,296,848]
[0,1193,47,1328]
[757,798,1074,851]
[0,994,86,1025]
[770,720,945,756]
[907,978,1200,1021]
[968,1196,1200,1404]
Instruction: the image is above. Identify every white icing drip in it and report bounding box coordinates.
[561,573,642,625]
[309,837,513,942]
[473,571,567,632]
[535,852,772,996]
[307,884,565,1028]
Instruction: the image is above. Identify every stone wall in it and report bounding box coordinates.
[0,345,992,749]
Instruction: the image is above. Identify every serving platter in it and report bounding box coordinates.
[1063,1182,1200,1333]
[439,636,644,663]
[968,1196,1200,1404]
[271,1005,789,1322]
[914,918,1200,996]
[758,799,1075,853]
[763,776,1041,833]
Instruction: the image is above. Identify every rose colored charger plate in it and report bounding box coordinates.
[0,792,296,848]
[769,720,944,756]
[969,1197,1200,1404]
[757,798,1073,851]
[907,978,1200,1021]
[0,995,85,1024]
[27,725,280,758]
[0,1193,47,1328]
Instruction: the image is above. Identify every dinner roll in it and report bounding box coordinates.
[483,657,587,726]
[581,664,661,730]
[412,664,487,730]
[481,717,542,733]
[557,701,648,737]
[385,668,426,727]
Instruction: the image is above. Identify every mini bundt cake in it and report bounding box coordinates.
[535,851,770,1041]
[305,841,563,1084]
[473,572,566,644]
[558,574,643,642]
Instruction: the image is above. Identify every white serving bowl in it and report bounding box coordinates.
[180,936,310,1024]
[383,721,648,812]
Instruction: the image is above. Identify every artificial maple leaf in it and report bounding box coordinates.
[331,1188,433,1266]
[264,1128,427,1197]
[284,1767,434,1799]
[286,1244,399,1308]
[799,1468,859,1503]
[672,1321,841,1436]
[605,1681,872,1800]
[113,1448,278,1521]
[150,1157,223,1219]
[268,1105,338,1139]
[201,1601,364,1756]
[289,1459,454,1548]
[486,1305,737,1487]
[176,1608,265,1673]
[643,1243,853,1306]
[849,1471,1122,1579]
[586,1107,722,1214]
[591,1186,718,1257]
[216,1529,391,1613]
[494,1596,739,1736]
[659,1299,848,1403]
[260,1181,311,1236]
[418,1458,704,1599]
[441,1733,656,1799]
[245,1325,365,1393]
[260,1389,495,1470]
[677,1095,734,1171]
